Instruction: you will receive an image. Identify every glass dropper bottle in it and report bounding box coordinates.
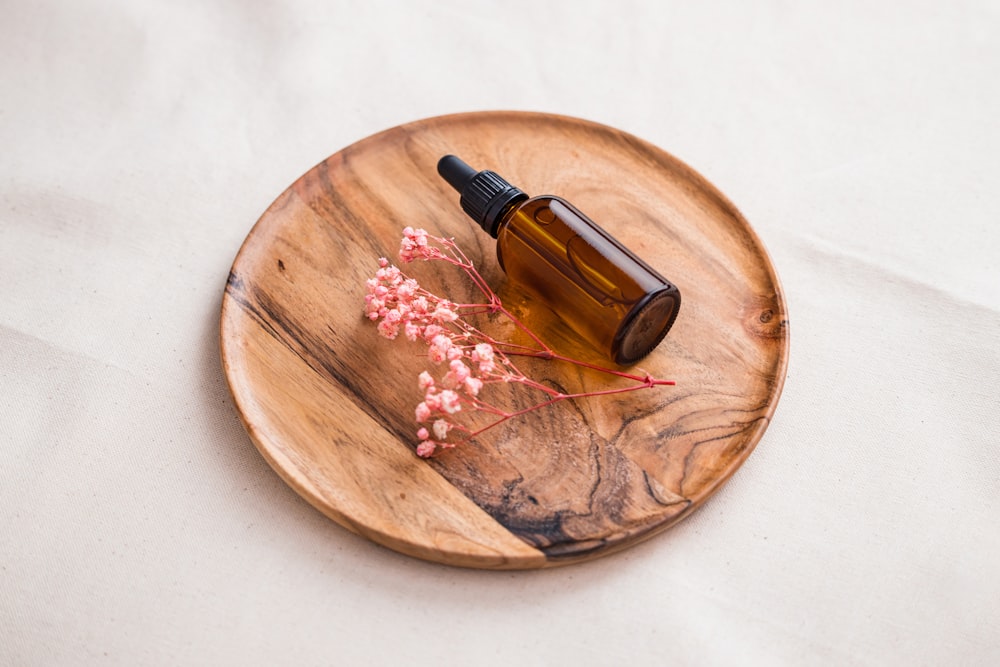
[437,155,680,365]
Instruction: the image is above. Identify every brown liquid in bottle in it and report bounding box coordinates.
[438,155,680,365]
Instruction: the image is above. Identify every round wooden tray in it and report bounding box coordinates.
[220,111,789,569]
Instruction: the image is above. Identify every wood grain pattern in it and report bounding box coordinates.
[219,111,789,568]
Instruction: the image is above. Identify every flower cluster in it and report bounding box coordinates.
[364,227,674,457]
[363,259,459,343]
[397,226,442,263]
[365,242,510,456]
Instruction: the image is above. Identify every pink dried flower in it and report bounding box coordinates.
[396,279,417,300]
[432,419,451,441]
[443,359,470,387]
[421,324,442,341]
[399,226,443,263]
[423,391,441,411]
[416,441,436,458]
[428,334,452,363]
[418,371,435,390]
[464,376,483,397]
[471,343,496,373]
[439,389,461,415]
[404,321,422,341]
[376,318,399,339]
[432,305,459,323]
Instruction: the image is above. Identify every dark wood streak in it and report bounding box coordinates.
[428,387,699,559]
[226,272,413,444]
[678,416,769,494]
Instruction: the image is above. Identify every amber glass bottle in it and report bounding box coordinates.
[437,155,680,365]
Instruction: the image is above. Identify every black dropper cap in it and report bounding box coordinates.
[437,155,528,238]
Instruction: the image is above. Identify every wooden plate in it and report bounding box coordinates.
[220,111,789,569]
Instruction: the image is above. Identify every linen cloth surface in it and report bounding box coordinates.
[2,1,998,664]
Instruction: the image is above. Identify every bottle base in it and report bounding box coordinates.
[612,285,681,365]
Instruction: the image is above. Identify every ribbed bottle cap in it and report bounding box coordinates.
[437,155,527,238]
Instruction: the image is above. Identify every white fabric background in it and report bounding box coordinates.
[2,1,998,664]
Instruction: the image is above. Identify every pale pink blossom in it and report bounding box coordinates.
[415,402,431,422]
[422,391,441,411]
[375,265,399,283]
[439,389,461,415]
[432,305,458,323]
[416,427,429,440]
[396,280,416,301]
[416,441,436,457]
[464,376,483,397]
[428,334,452,363]
[377,318,399,339]
[444,359,470,388]
[432,419,451,441]
[400,227,438,263]
[411,296,429,314]
[419,324,441,341]
[404,322,422,341]
[471,343,496,373]
[418,371,435,390]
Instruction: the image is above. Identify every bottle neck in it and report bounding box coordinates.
[484,192,529,238]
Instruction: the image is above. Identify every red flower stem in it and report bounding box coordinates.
[449,298,669,388]
[449,257,552,349]
[450,378,670,444]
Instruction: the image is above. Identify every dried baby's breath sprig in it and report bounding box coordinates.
[364,227,673,457]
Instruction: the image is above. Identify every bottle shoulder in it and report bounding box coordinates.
[524,194,567,205]
[500,194,573,224]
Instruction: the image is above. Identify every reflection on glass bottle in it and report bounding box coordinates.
[438,155,680,365]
